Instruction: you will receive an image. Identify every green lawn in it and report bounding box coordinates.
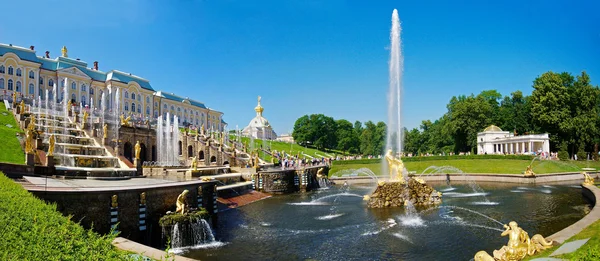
[0,104,24,164]
[330,159,600,176]
[231,135,341,162]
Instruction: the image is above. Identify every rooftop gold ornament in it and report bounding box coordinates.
[61,46,68,57]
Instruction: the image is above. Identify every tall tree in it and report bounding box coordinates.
[335,119,358,154]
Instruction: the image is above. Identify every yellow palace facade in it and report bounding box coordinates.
[0,43,225,131]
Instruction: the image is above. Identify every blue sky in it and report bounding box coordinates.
[2,0,598,133]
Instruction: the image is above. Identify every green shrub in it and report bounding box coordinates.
[576,147,587,161]
[0,172,132,261]
[158,209,209,227]
[558,143,569,161]
[333,154,534,166]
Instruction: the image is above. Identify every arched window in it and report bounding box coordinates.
[154,111,158,118]
[39,77,43,85]
[61,79,65,87]
[90,88,94,95]
[170,106,174,111]
[71,82,76,90]
[48,79,54,87]
[16,68,21,77]
[8,79,13,90]
[39,88,44,99]
[177,107,181,112]
[146,96,150,103]
[125,102,129,111]
[28,71,34,79]
[29,83,34,95]
[0,79,4,89]
[125,91,129,99]
[8,67,13,75]
[81,95,86,106]
[71,93,76,102]
[0,65,4,73]
[131,102,136,113]
[131,93,135,100]
[137,105,141,113]
[146,106,150,115]
[163,104,167,109]
[81,84,86,92]
[16,81,21,92]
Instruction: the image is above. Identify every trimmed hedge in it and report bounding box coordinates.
[333,154,535,165]
[0,172,133,261]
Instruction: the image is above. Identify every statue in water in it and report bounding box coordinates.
[176,190,189,215]
[475,221,553,261]
[385,149,405,183]
[524,165,535,177]
[583,172,595,186]
[134,140,141,160]
[48,134,56,156]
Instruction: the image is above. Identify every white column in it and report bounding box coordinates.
[521,142,525,153]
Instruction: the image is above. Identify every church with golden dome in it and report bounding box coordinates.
[242,96,277,140]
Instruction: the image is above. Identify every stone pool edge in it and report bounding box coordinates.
[547,184,600,244]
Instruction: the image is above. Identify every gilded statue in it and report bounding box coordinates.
[48,134,56,156]
[20,100,25,113]
[175,190,189,215]
[385,149,405,183]
[524,165,535,177]
[475,221,553,261]
[134,140,141,160]
[61,46,68,57]
[201,125,205,136]
[220,134,224,146]
[12,91,17,105]
[28,115,36,131]
[317,167,324,178]
[82,110,89,126]
[111,195,118,208]
[103,123,108,139]
[120,114,131,126]
[140,192,146,205]
[67,100,72,113]
[191,156,198,171]
[25,129,36,154]
[583,172,595,186]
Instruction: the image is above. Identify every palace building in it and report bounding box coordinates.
[0,43,225,131]
[477,125,550,155]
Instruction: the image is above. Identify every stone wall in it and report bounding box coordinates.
[29,180,218,248]
[255,165,329,193]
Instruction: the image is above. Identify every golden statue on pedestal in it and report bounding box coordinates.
[111,195,118,208]
[191,156,198,171]
[134,140,141,160]
[524,165,535,177]
[120,114,131,126]
[103,123,108,139]
[25,129,35,154]
[385,149,405,183]
[48,134,56,156]
[474,221,553,261]
[12,91,17,105]
[67,100,72,113]
[140,192,146,205]
[20,100,25,113]
[201,125,205,136]
[82,110,89,126]
[176,190,189,215]
[583,172,595,186]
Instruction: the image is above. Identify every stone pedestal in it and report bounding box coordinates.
[25,153,34,166]
[47,155,55,168]
[16,106,21,114]
[102,138,107,146]
[92,128,97,137]
[135,159,142,176]
[68,111,72,117]
[75,114,80,123]
[36,138,43,150]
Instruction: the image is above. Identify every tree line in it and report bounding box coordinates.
[292,71,599,159]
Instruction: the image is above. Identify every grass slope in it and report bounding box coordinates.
[0,105,24,164]
[231,135,339,162]
[330,159,600,176]
[0,172,133,260]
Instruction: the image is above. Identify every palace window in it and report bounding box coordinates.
[81,84,86,92]
[137,94,141,102]
[131,103,136,113]
[16,68,21,77]
[29,83,34,95]
[124,103,129,111]
[0,65,4,74]
[39,88,44,99]
[125,91,129,99]
[39,77,44,85]
[137,105,141,113]
[90,88,94,95]
[8,67,13,75]
[155,111,158,118]
[81,96,86,106]
[71,93,76,102]
[48,79,54,87]
[146,106,150,115]
[170,106,174,111]
[177,107,181,112]
[131,93,135,100]
[16,81,21,92]
[146,96,150,103]
[0,79,4,89]
[29,71,34,79]
[71,82,76,90]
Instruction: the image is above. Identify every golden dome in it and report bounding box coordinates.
[483,125,502,132]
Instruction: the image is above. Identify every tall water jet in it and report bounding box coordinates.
[386,9,403,155]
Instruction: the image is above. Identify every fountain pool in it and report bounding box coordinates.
[183,180,590,261]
